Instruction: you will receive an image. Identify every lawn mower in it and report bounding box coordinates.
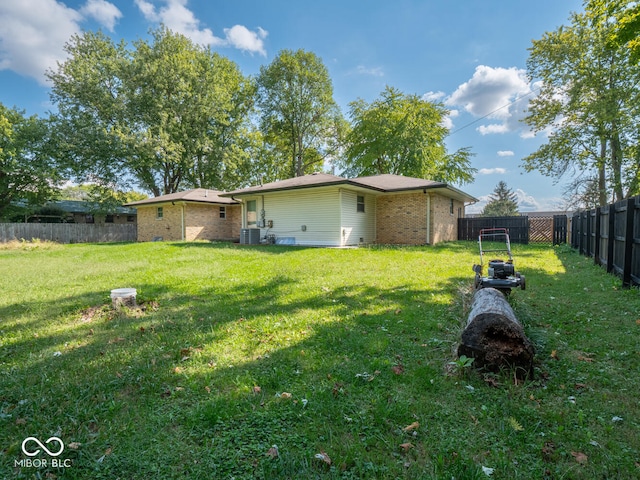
[472,228,525,293]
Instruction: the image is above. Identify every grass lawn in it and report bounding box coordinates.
[0,240,639,479]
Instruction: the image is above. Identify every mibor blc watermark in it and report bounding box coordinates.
[15,436,72,468]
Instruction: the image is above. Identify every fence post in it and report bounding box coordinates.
[606,204,615,273]
[593,208,601,265]
[622,197,635,287]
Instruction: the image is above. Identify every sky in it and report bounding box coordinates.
[0,0,587,213]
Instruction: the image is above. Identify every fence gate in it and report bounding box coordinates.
[552,215,568,245]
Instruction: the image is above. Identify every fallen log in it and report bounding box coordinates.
[457,287,534,375]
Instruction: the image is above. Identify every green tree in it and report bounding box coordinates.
[48,28,256,196]
[524,6,640,205]
[481,181,519,217]
[256,49,345,178]
[340,86,475,184]
[0,104,61,220]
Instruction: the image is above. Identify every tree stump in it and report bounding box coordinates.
[458,287,534,375]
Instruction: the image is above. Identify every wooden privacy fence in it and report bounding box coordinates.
[570,195,640,287]
[458,216,530,244]
[459,215,569,245]
[0,223,137,244]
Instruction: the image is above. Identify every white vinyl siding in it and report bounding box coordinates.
[246,187,342,246]
[340,189,375,245]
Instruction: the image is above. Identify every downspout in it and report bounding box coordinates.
[426,193,431,245]
[181,203,185,241]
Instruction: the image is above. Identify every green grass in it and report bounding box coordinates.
[0,240,639,479]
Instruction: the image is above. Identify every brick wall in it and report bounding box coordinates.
[376,193,428,245]
[430,195,463,244]
[136,203,241,242]
[375,193,464,245]
[136,204,183,242]
[184,204,241,241]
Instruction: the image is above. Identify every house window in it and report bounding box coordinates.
[105,215,114,223]
[156,207,163,219]
[450,199,454,215]
[85,214,94,224]
[219,206,226,219]
[246,200,257,226]
[127,215,135,222]
[357,195,365,213]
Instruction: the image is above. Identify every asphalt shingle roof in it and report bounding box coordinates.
[125,189,238,206]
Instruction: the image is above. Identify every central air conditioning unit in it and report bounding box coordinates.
[240,228,261,245]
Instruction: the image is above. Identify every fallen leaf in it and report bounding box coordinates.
[175,386,184,391]
[253,385,262,394]
[104,447,112,456]
[108,337,126,344]
[392,364,405,375]
[403,421,420,432]
[314,451,331,466]
[550,350,559,360]
[484,376,500,388]
[68,442,81,450]
[571,451,588,464]
[508,417,524,431]
[399,442,414,452]
[395,309,402,315]
[115,372,122,378]
[542,441,555,461]
[15,418,26,425]
[180,348,192,357]
[266,445,279,459]
[204,386,211,393]
[280,392,292,399]
[173,366,182,374]
[577,355,594,363]
[481,465,495,476]
[160,389,172,398]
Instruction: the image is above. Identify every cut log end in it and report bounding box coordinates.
[458,288,535,376]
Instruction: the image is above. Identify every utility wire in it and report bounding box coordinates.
[446,87,539,137]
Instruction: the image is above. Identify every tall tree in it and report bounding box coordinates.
[0,104,61,220]
[256,49,345,178]
[48,28,256,196]
[481,181,519,217]
[339,86,475,184]
[524,6,640,205]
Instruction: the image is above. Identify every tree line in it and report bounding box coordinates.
[3,0,640,220]
[0,27,475,220]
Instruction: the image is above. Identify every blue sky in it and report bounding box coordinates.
[0,0,585,212]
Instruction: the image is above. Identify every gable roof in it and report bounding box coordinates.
[125,188,239,207]
[222,173,477,203]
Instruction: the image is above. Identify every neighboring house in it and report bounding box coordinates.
[125,189,241,242]
[26,200,137,225]
[221,173,478,246]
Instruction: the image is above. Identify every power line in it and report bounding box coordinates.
[446,88,539,137]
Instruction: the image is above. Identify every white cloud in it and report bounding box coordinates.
[135,0,267,54]
[497,150,514,157]
[0,0,123,85]
[478,168,507,175]
[447,65,534,136]
[80,0,122,32]
[353,65,384,77]
[514,188,541,211]
[422,91,445,102]
[0,0,83,85]
[224,25,267,55]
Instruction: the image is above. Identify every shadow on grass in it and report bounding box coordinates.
[7,243,632,479]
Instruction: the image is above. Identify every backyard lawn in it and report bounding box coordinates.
[0,240,638,479]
